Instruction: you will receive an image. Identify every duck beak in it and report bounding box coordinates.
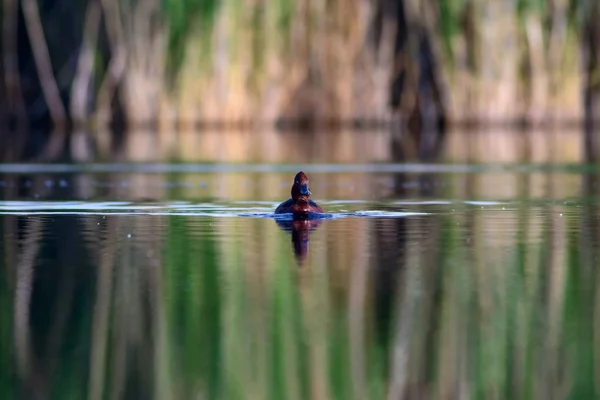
[300,183,311,195]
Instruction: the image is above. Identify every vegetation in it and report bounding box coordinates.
[1,0,598,132]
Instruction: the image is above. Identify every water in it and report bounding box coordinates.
[1,159,599,399]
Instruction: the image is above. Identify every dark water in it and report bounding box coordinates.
[1,161,599,399]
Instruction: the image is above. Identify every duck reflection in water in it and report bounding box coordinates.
[276,218,322,262]
[275,171,324,262]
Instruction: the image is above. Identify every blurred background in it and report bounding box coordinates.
[1,0,599,162]
[2,1,600,400]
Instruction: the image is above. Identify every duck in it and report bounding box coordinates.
[275,171,324,215]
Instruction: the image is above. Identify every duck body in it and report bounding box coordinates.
[275,171,324,215]
[275,198,324,214]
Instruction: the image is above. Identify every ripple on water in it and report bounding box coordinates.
[0,201,428,219]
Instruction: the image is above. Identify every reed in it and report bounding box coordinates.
[1,0,594,131]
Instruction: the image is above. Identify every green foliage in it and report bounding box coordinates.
[276,0,293,33]
[164,215,222,398]
[162,0,221,85]
[438,0,460,61]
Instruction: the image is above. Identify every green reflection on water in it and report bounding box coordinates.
[0,168,599,400]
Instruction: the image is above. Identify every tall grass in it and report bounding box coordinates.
[2,0,594,130]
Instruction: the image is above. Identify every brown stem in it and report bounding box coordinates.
[583,0,600,133]
[96,0,127,125]
[70,0,102,125]
[2,0,29,147]
[21,0,67,126]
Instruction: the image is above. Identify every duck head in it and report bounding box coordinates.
[291,171,311,202]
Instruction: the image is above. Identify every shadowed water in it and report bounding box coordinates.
[1,155,599,399]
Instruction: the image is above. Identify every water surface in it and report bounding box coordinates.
[0,161,598,399]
